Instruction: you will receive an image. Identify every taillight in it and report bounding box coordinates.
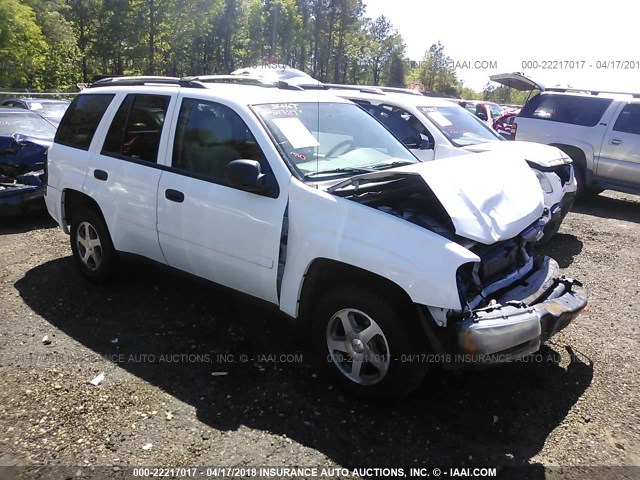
[512,122,518,139]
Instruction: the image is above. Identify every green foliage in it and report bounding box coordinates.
[0,0,488,98]
[482,83,530,105]
[0,0,48,89]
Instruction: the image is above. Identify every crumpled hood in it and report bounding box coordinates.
[329,152,545,244]
[461,141,571,167]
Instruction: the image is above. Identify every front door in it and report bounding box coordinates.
[156,96,288,304]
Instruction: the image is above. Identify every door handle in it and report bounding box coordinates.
[609,139,623,145]
[165,189,185,203]
[94,169,108,181]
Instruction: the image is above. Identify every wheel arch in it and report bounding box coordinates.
[62,189,107,234]
[297,258,415,325]
[549,143,593,179]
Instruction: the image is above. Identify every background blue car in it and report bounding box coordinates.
[0,108,56,216]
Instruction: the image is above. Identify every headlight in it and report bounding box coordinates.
[534,169,554,194]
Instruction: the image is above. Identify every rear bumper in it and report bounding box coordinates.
[457,257,587,362]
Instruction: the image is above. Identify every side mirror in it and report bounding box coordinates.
[476,112,488,121]
[419,137,431,150]
[225,159,266,192]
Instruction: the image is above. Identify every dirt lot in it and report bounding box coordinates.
[0,191,639,479]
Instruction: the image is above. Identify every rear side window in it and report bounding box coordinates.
[101,94,171,163]
[613,104,640,135]
[519,94,612,127]
[55,94,114,149]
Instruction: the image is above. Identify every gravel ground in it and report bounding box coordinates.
[0,191,639,479]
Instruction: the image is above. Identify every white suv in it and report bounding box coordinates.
[323,86,577,242]
[45,76,587,399]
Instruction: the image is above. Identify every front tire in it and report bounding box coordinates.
[311,286,428,400]
[70,207,116,283]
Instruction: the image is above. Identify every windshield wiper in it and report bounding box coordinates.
[370,160,415,170]
[303,167,375,179]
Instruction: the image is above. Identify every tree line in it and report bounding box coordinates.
[1,0,527,103]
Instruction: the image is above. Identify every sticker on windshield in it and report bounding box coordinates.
[273,118,320,149]
[427,112,453,127]
[266,103,300,116]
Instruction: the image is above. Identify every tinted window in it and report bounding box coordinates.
[519,94,612,127]
[613,104,640,135]
[102,94,170,163]
[172,98,264,181]
[55,94,114,149]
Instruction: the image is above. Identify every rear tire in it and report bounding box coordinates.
[70,207,116,283]
[311,285,428,400]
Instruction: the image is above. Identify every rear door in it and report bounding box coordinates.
[597,102,640,185]
[84,92,176,263]
[156,95,287,304]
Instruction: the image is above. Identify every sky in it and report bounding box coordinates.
[362,0,640,93]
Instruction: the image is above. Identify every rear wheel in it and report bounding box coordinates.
[311,285,428,400]
[70,207,116,283]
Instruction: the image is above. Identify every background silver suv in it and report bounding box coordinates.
[492,72,640,197]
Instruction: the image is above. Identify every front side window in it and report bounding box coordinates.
[172,98,264,181]
[613,103,640,135]
[253,102,417,180]
[102,94,170,163]
[55,94,114,149]
[357,104,423,147]
[417,105,502,147]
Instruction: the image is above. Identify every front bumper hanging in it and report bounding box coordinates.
[457,257,587,362]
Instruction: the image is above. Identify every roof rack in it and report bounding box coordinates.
[545,87,640,98]
[376,86,423,96]
[87,76,206,89]
[183,75,266,85]
[185,75,305,90]
[314,83,424,96]
[317,83,386,95]
[86,75,307,91]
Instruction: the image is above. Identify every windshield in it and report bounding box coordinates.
[417,106,502,147]
[488,103,503,119]
[34,102,70,121]
[0,112,56,140]
[254,102,417,179]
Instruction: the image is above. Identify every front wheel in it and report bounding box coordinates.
[311,286,428,400]
[70,207,117,283]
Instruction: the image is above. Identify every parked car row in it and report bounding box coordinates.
[43,75,588,399]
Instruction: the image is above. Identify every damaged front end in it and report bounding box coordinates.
[329,160,587,363]
[0,135,49,216]
[454,252,587,362]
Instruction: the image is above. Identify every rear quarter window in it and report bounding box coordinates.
[519,94,612,127]
[55,94,115,150]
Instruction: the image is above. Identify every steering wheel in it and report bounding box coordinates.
[325,139,356,158]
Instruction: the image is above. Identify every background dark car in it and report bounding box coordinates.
[1,98,71,127]
[0,108,56,216]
